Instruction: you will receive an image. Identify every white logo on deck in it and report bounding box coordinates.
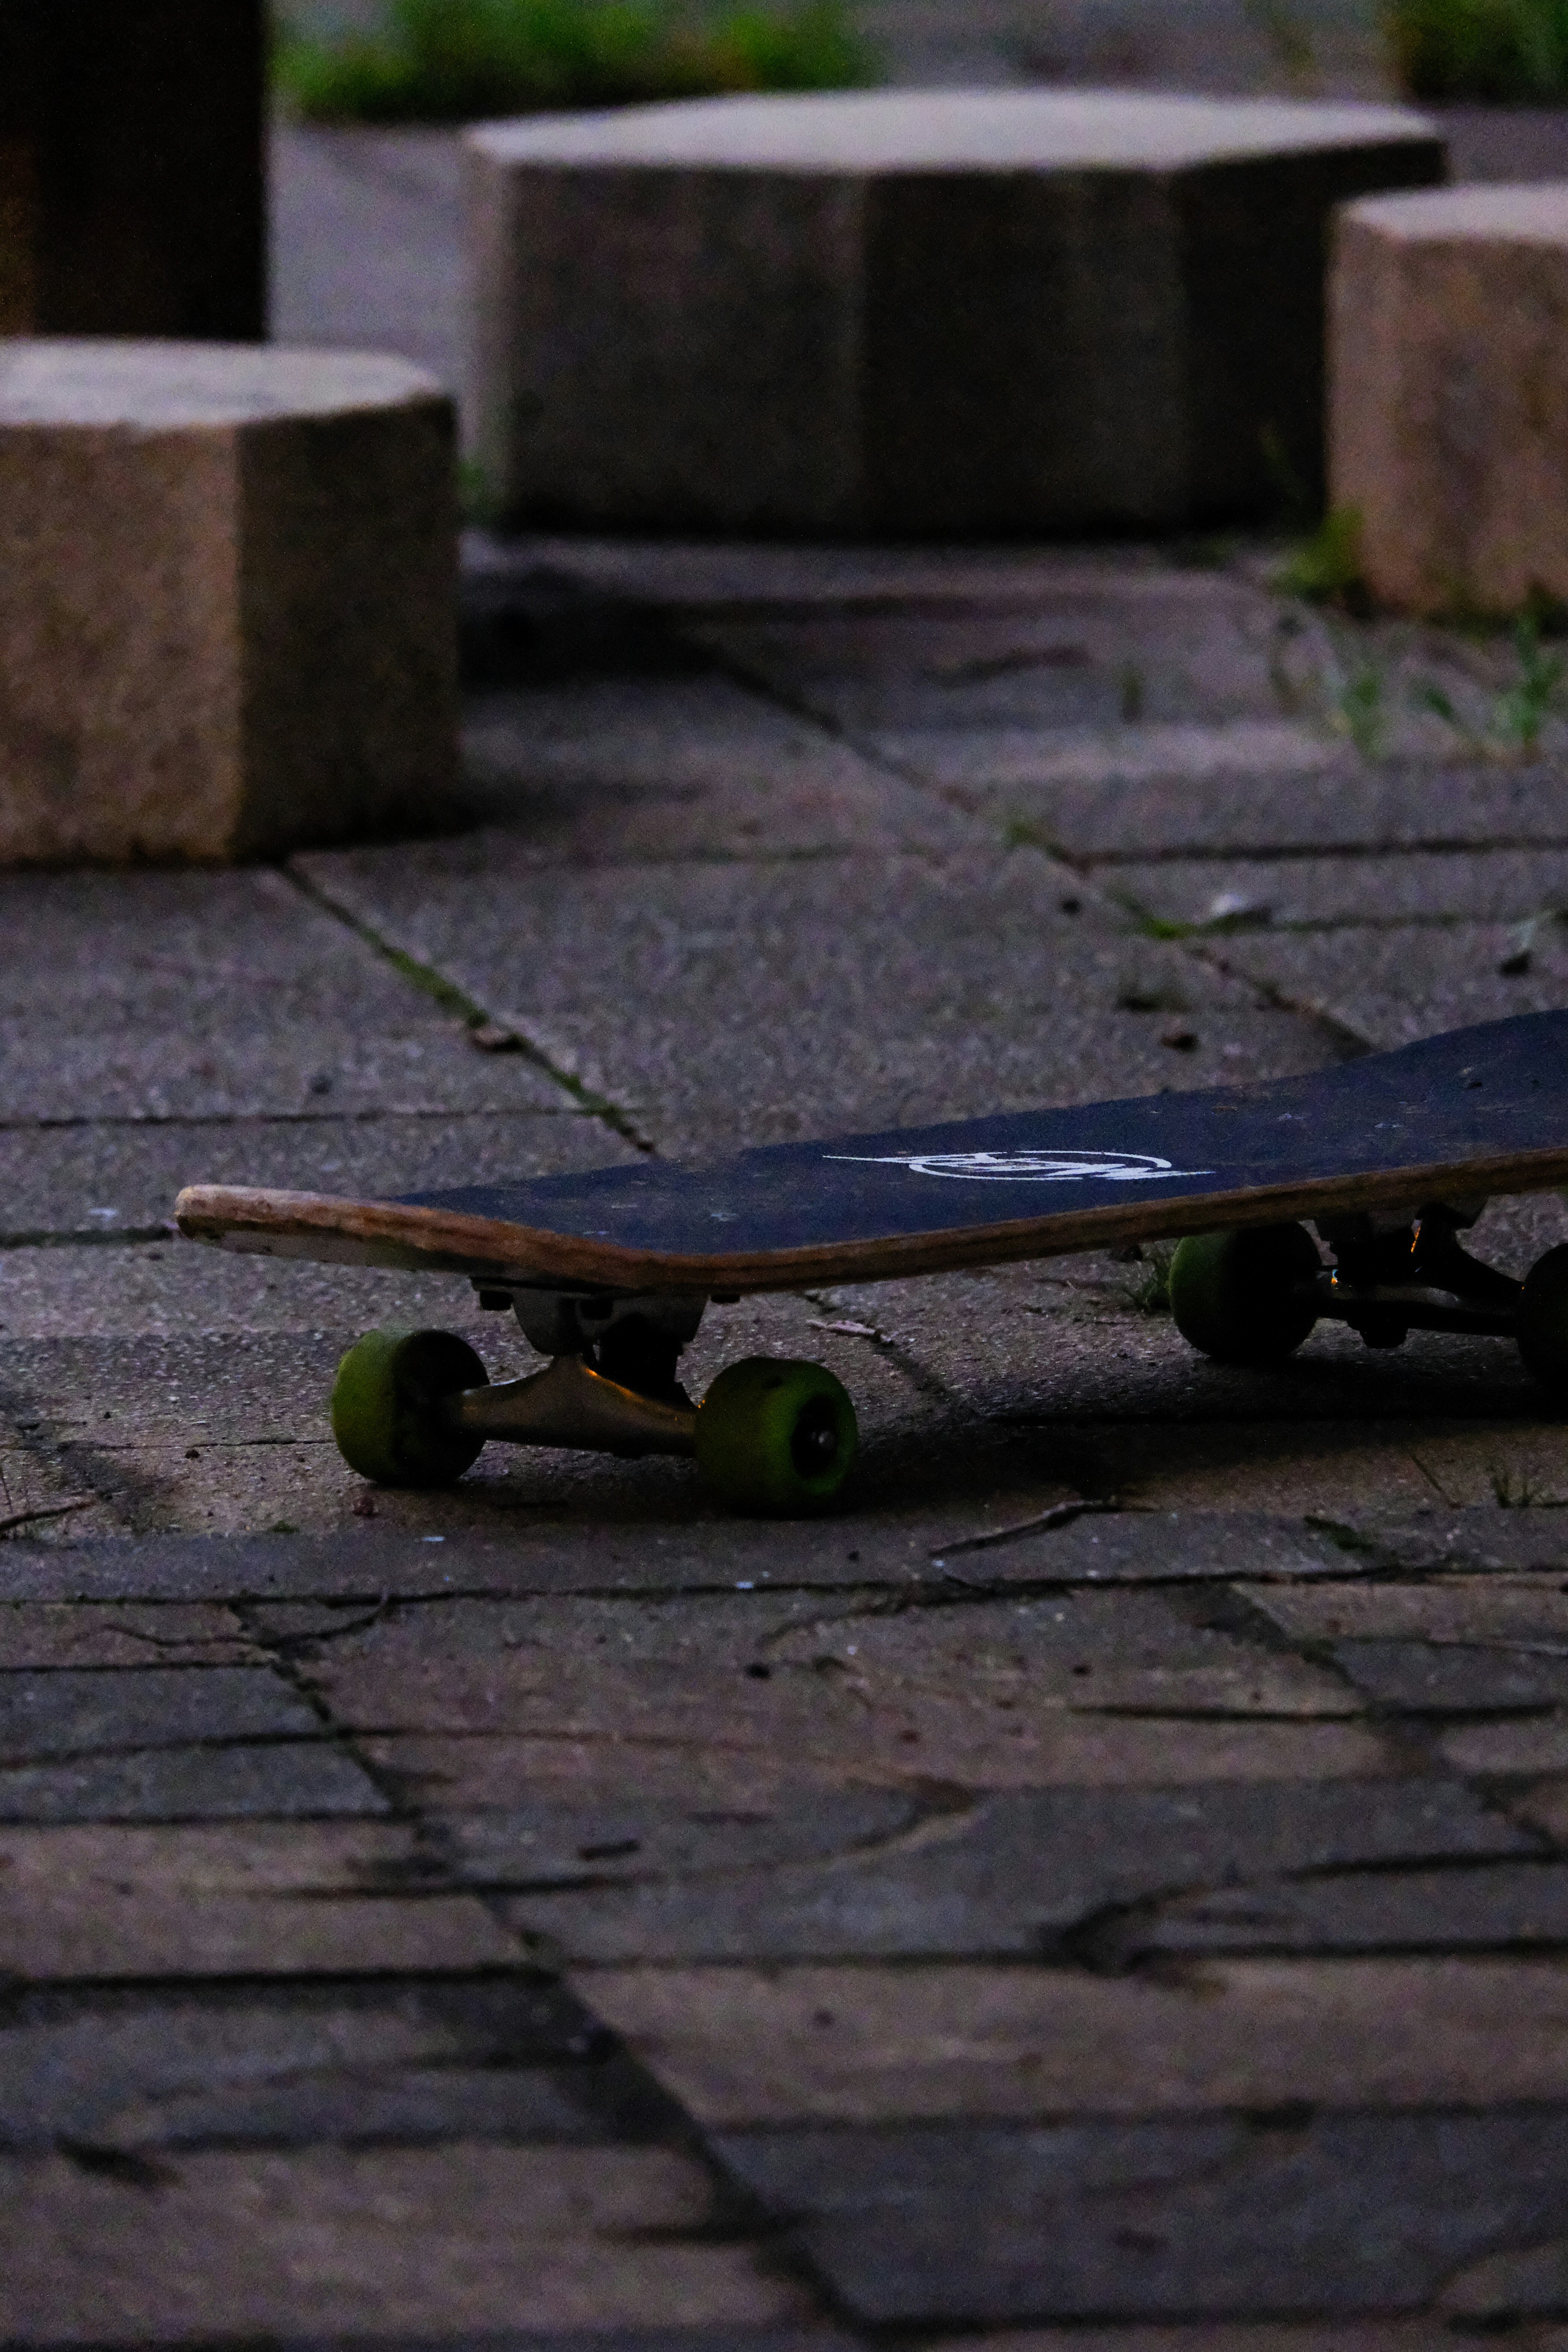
[823,1149,1212,1183]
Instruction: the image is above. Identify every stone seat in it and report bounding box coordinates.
[1332,183,1568,617]
[0,341,456,865]
[466,87,1442,538]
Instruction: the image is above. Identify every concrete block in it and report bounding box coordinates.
[1332,184,1568,614]
[0,2,265,340]
[0,342,457,863]
[466,90,1443,536]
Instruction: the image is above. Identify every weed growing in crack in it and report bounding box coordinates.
[1412,676,1488,758]
[1121,1244,1176,1313]
[1327,652,1387,758]
[1275,506,1368,610]
[1490,1463,1545,1507]
[1494,612,1566,752]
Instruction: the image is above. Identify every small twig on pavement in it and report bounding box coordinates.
[931,1495,1133,1568]
[0,1498,100,1539]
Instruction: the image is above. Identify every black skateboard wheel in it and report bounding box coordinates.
[1168,1224,1320,1365]
[696,1357,858,1515]
[1519,1245,1568,1393]
[331,1326,488,1488]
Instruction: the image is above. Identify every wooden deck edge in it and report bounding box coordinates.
[173,1151,1568,1296]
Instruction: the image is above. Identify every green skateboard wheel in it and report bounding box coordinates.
[1168,1224,1321,1365]
[696,1357,858,1516]
[331,1326,488,1488]
[1519,1245,1568,1392]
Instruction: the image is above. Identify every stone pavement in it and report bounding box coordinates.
[8,526,1568,2341]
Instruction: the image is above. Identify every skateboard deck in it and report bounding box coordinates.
[177,1012,1568,1294]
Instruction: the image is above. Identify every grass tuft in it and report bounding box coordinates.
[1122,1243,1176,1314]
[1275,506,1368,610]
[277,0,875,122]
[1385,0,1568,100]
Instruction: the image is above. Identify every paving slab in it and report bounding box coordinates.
[291,1585,1390,1809]
[2,1233,581,1340]
[1331,1637,1568,1713]
[0,1662,317,1756]
[1109,847,1568,932]
[924,2333,1538,2352]
[1122,1860,1568,1960]
[0,1601,258,1668]
[1514,1777,1568,1843]
[0,1511,1510,1607]
[1214,917,1568,1049]
[1328,1509,1568,1574]
[298,841,1334,1155]
[463,1778,1519,1966]
[271,125,465,388]
[0,1974,641,2152]
[1441,1717,1568,1775]
[457,672,980,856]
[0,1819,520,1977]
[1244,1574,1568,1642]
[0,1738,384,1826]
[717,2108,1568,2325]
[364,1722,1394,1824]
[0,866,568,1122]
[881,751,1568,863]
[0,1110,632,1242]
[693,574,1297,736]
[0,1443,121,1548]
[0,2143,808,2341]
[1041,1415,1568,1515]
[582,1957,1568,2125]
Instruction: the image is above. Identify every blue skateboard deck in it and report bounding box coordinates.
[177,1012,1568,1294]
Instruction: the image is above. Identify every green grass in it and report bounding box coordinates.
[277,0,875,122]
[1385,0,1568,99]
[1275,505,1367,609]
[1123,1243,1176,1314]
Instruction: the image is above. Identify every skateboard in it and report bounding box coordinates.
[176,1010,1568,1515]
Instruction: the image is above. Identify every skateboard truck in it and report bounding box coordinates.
[321,1283,858,1511]
[443,1286,709,1455]
[443,1350,697,1458]
[1314,1204,1522,1349]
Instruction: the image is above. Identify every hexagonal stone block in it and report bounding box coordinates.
[466,89,1443,537]
[1332,183,1568,616]
[0,343,457,864]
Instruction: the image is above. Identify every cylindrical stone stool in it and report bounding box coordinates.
[0,343,458,865]
[1332,183,1568,616]
[466,88,1443,537]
